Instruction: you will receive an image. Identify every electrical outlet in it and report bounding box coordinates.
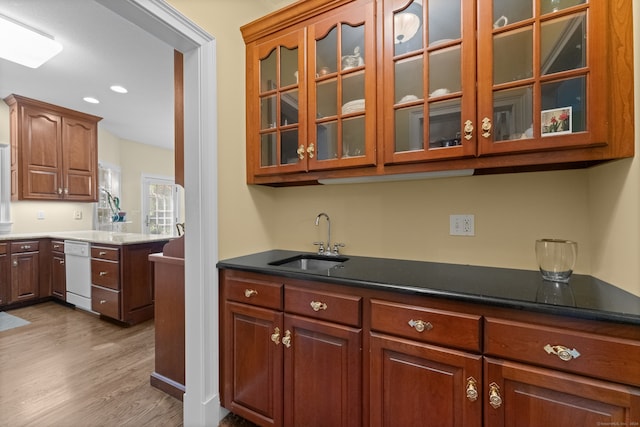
[450,214,475,236]
[73,210,83,220]
[37,211,45,220]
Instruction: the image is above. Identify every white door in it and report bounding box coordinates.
[142,175,182,235]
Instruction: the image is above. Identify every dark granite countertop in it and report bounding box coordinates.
[217,249,640,326]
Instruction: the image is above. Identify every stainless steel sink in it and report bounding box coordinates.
[269,254,348,271]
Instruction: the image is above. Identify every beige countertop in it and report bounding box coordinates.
[0,230,173,245]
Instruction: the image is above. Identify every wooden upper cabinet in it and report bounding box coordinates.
[242,0,376,184]
[243,0,633,185]
[4,94,101,201]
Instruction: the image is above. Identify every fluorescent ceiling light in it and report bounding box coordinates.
[110,85,128,94]
[0,14,63,68]
[83,97,100,104]
[318,169,475,185]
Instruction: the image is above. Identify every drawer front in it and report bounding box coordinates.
[370,299,482,352]
[91,259,120,290]
[0,243,7,256]
[51,241,64,253]
[225,276,282,310]
[91,246,120,261]
[92,286,120,319]
[11,241,39,253]
[485,317,640,387]
[285,286,361,327]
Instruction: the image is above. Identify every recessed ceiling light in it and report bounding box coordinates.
[0,14,63,68]
[110,85,128,94]
[83,97,100,104]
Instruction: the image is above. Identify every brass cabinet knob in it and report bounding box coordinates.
[489,382,502,409]
[464,120,474,140]
[544,344,581,361]
[466,377,478,402]
[408,319,433,333]
[297,145,306,160]
[306,143,315,159]
[60,260,65,265]
[244,289,258,298]
[271,327,281,345]
[310,301,327,311]
[481,117,492,138]
[282,330,292,348]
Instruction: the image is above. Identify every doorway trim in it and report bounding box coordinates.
[96,1,220,425]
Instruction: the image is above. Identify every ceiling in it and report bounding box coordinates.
[0,0,175,150]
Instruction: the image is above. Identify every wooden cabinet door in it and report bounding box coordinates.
[305,0,377,171]
[476,0,608,156]
[62,116,97,201]
[247,28,308,179]
[10,252,39,303]
[369,333,482,427]
[0,244,8,306]
[20,106,63,200]
[485,357,640,427]
[222,301,284,427]
[51,252,66,300]
[283,313,362,427]
[382,0,477,164]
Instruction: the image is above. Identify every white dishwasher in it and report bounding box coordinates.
[64,240,93,312]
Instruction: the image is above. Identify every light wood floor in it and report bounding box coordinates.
[0,302,183,426]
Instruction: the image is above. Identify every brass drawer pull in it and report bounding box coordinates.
[99,271,108,276]
[100,300,107,304]
[21,245,31,250]
[466,377,478,402]
[271,327,280,345]
[544,344,581,361]
[489,382,502,409]
[282,330,292,348]
[310,301,327,311]
[481,117,492,138]
[60,260,65,265]
[99,251,107,256]
[408,319,433,333]
[244,289,258,298]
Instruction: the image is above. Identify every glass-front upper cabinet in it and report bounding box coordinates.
[383,0,477,164]
[476,0,606,155]
[306,0,376,170]
[251,29,307,177]
[246,0,375,180]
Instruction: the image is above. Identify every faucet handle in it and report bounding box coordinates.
[332,243,345,255]
[313,241,325,254]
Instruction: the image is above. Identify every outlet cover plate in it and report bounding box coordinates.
[450,214,475,236]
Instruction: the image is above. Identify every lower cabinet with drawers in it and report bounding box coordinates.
[219,269,640,427]
[220,270,362,427]
[91,240,167,325]
[9,240,40,304]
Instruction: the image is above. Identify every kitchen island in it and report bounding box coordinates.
[217,250,640,427]
[0,231,172,325]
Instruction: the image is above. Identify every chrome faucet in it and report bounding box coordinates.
[314,212,344,255]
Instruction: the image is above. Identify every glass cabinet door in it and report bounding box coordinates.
[306,0,376,170]
[253,30,307,176]
[477,0,605,155]
[383,0,476,164]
